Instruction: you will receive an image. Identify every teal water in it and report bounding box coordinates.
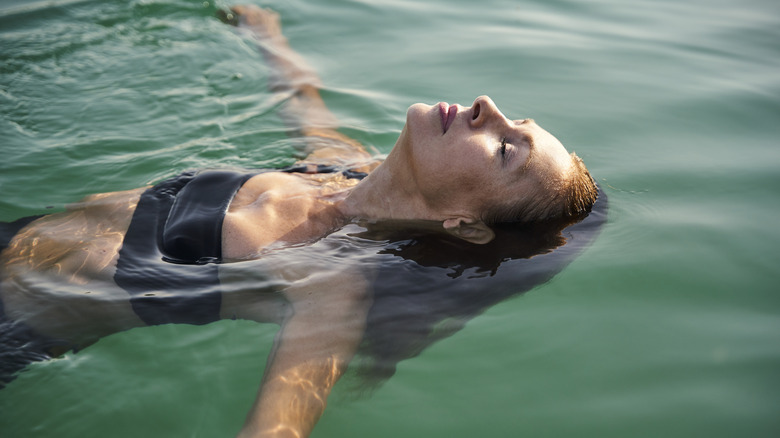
[1,0,779,437]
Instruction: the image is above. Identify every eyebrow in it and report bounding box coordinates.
[519,134,535,174]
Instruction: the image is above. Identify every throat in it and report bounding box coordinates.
[339,163,436,223]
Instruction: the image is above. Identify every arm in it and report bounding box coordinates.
[224,5,371,164]
[237,269,371,438]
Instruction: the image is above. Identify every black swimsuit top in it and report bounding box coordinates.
[114,165,366,326]
[163,165,367,263]
[161,170,254,264]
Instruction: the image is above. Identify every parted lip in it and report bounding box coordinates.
[439,102,458,134]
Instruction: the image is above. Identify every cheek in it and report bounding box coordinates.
[456,141,494,176]
[443,160,500,203]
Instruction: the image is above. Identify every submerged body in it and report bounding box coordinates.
[0,5,601,438]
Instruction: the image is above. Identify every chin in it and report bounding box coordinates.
[406,102,432,119]
[405,103,435,133]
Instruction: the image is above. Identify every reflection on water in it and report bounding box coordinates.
[351,190,607,387]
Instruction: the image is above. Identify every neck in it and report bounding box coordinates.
[337,165,421,221]
[337,143,438,222]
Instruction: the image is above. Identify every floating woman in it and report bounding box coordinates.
[0,5,604,438]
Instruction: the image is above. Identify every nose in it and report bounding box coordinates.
[469,95,505,129]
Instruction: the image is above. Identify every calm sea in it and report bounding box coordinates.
[1,0,778,436]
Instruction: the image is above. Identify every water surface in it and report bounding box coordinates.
[1,0,779,436]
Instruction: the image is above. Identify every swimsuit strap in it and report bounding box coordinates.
[281,163,368,180]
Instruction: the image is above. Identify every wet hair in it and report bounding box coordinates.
[346,186,607,392]
[560,153,599,217]
[481,153,598,225]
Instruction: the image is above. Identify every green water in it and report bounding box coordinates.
[1,0,779,436]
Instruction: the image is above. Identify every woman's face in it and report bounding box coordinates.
[395,95,574,219]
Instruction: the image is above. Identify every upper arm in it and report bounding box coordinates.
[226,6,371,164]
[297,126,374,165]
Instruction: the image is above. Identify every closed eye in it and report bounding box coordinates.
[500,137,507,157]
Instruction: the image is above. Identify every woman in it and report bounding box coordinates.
[0,5,600,438]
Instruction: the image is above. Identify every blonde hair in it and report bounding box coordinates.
[482,152,598,225]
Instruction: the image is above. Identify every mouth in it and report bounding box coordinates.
[439,102,457,134]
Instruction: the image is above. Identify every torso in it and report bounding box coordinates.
[0,166,371,345]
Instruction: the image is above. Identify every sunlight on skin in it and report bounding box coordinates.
[7,214,125,284]
[238,266,370,438]
[262,425,302,438]
[2,189,143,285]
[243,356,345,438]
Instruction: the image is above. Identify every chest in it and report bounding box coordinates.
[221,173,351,259]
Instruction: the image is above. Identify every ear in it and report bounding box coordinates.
[442,217,495,245]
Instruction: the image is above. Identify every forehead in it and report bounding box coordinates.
[514,119,561,146]
[513,118,544,134]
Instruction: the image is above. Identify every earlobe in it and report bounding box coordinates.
[442,218,495,245]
